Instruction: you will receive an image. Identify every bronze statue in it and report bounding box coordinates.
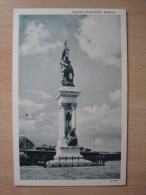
[67,128,78,146]
[60,40,75,87]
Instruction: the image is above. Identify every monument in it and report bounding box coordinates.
[55,40,81,157]
[55,88,81,157]
[47,41,94,167]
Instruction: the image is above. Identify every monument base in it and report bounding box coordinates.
[46,157,97,168]
[50,85,98,168]
[55,146,82,157]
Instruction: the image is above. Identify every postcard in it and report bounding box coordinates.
[13,8,127,186]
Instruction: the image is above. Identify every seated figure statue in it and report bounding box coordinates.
[67,128,78,146]
[60,40,75,87]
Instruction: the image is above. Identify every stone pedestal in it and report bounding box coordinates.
[55,86,81,157]
[47,86,95,167]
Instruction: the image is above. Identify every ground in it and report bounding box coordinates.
[20,160,120,180]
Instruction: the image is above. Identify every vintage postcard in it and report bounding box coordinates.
[13,9,127,186]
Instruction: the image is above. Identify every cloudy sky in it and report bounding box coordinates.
[19,14,122,152]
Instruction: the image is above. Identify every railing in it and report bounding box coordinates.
[46,156,105,168]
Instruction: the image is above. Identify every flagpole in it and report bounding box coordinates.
[25,113,27,150]
[24,113,31,149]
[94,137,95,151]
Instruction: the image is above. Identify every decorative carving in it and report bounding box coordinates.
[72,103,77,109]
[61,102,68,109]
[67,103,72,110]
[61,102,74,110]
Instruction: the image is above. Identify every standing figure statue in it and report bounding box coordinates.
[60,40,75,87]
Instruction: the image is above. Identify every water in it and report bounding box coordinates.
[20,160,120,180]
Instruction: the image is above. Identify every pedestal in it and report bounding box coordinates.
[55,86,81,157]
[47,86,97,167]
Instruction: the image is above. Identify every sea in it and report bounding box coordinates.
[20,160,120,180]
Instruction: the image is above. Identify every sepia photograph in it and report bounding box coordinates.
[13,9,127,186]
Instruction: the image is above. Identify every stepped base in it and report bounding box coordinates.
[46,157,102,168]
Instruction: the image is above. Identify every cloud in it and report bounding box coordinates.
[19,111,58,146]
[20,20,63,56]
[19,100,121,150]
[19,98,45,114]
[78,104,121,131]
[36,112,58,125]
[63,28,67,38]
[95,138,103,147]
[19,118,36,132]
[19,96,121,151]
[26,90,51,101]
[109,89,121,104]
[76,15,121,68]
[77,103,121,151]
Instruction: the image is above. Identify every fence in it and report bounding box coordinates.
[46,156,105,168]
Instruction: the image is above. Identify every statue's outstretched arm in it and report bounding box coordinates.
[60,60,68,67]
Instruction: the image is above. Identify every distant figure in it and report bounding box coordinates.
[60,40,75,87]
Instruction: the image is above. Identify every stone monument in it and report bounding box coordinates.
[55,86,81,157]
[55,40,81,157]
[47,40,92,167]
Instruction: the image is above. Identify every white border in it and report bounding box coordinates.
[13,8,127,186]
